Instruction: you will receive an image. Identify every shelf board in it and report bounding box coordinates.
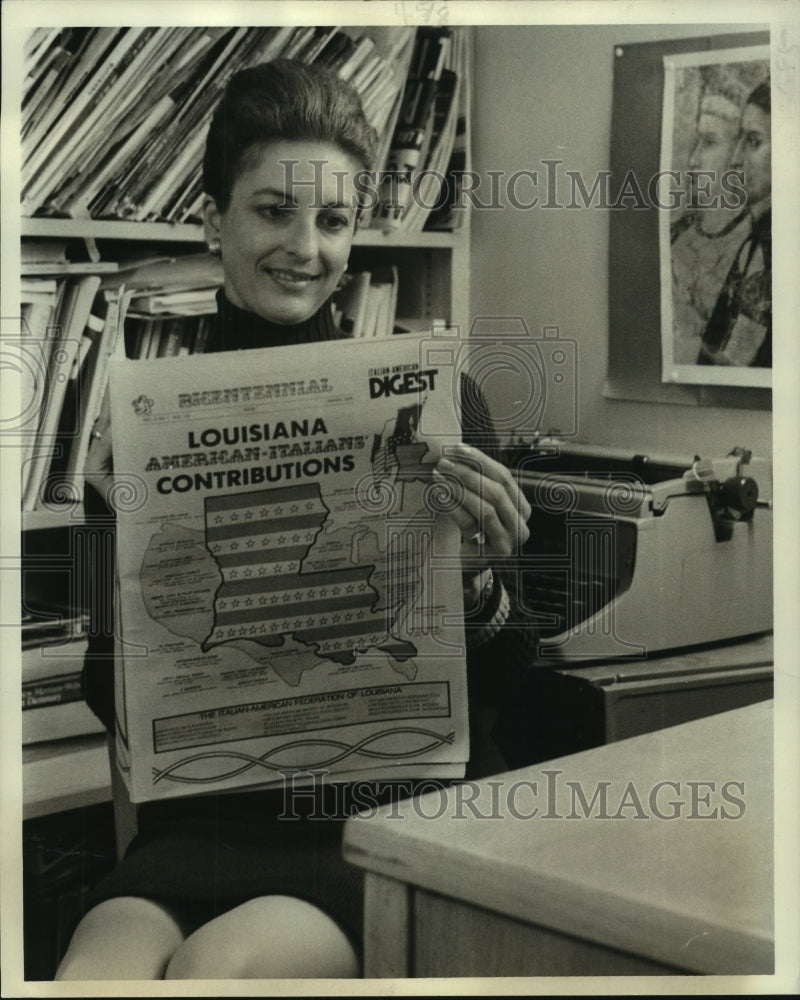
[22,262,119,275]
[22,217,207,242]
[22,216,464,249]
[23,732,112,820]
[23,506,85,531]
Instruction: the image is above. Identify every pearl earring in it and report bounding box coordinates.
[208,237,222,258]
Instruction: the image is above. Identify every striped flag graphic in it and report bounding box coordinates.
[201,483,413,664]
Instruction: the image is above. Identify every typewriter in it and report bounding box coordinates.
[505,441,773,661]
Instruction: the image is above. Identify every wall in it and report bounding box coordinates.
[469,23,772,460]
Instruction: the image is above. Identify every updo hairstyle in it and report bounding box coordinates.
[203,58,378,211]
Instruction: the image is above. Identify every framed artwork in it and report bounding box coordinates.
[659,45,770,387]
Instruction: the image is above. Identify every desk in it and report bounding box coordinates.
[528,633,773,761]
[343,701,774,977]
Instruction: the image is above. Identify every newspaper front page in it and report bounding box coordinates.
[109,334,468,802]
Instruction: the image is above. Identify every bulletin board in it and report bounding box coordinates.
[605,31,771,410]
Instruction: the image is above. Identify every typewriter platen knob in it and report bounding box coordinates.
[719,476,759,515]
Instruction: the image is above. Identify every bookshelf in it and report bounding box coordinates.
[17,24,473,786]
[20,217,470,358]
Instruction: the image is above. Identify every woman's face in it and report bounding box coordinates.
[688,108,739,177]
[731,103,772,210]
[204,140,361,325]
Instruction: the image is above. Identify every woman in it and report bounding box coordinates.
[698,79,771,367]
[57,60,535,980]
[669,85,751,362]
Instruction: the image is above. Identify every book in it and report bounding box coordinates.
[61,302,111,485]
[107,28,252,221]
[22,30,76,134]
[21,240,69,265]
[48,306,106,491]
[23,27,155,212]
[23,28,119,162]
[401,68,459,232]
[46,27,188,217]
[128,288,220,316]
[155,318,186,358]
[22,637,106,743]
[374,28,452,233]
[22,276,102,510]
[338,35,376,82]
[335,271,371,338]
[69,29,229,219]
[362,266,399,338]
[19,283,60,501]
[300,25,341,65]
[423,28,470,232]
[60,283,130,493]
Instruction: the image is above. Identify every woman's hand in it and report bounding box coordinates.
[433,442,531,566]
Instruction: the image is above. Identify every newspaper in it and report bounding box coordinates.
[108,334,469,802]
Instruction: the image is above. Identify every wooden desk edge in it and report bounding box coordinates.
[343,702,774,975]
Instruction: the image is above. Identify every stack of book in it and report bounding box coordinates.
[333,266,400,339]
[22,637,105,743]
[19,252,226,510]
[20,274,112,511]
[374,27,468,233]
[21,580,100,743]
[21,25,416,224]
[120,251,221,358]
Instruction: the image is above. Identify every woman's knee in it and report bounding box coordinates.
[55,896,186,980]
[165,895,359,979]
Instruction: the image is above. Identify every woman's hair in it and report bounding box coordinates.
[747,79,771,116]
[203,59,378,210]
